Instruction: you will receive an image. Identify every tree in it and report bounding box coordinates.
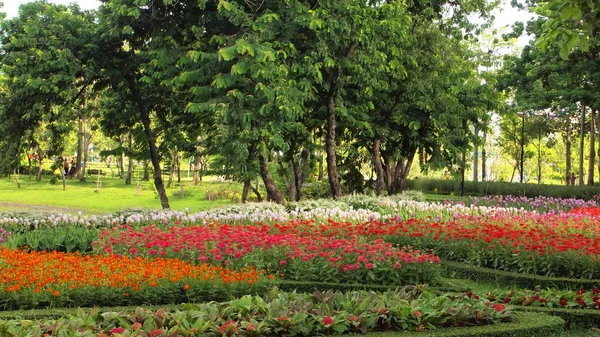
[0,1,97,175]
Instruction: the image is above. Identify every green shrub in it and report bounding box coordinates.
[4,227,99,252]
[405,178,600,200]
[442,260,600,290]
[513,305,600,329]
[302,180,332,199]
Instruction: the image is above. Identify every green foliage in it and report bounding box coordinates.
[0,1,97,173]
[0,287,516,333]
[4,227,98,252]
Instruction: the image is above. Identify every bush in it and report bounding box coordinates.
[302,180,332,199]
[442,260,600,290]
[405,178,600,200]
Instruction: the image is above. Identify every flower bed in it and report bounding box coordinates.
[0,248,270,310]
[479,288,600,310]
[94,222,441,286]
[355,213,600,279]
[0,287,514,336]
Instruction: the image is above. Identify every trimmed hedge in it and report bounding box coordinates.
[274,278,468,294]
[442,260,600,290]
[377,312,564,337]
[513,305,600,329]
[405,178,600,200]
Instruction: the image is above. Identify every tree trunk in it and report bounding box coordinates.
[481,129,487,182]
[176,152,181,183]
[80,118,89,182]
[143,160,150,181]
[519,115,525,184]
[27,154,33,180]
[36,147,44,181]
[119,135,125,179]
[473,128,479,183]
[596,108,600,183]
[76,114,84,178]
[588,108,595,185]
[460,150,466,197]
[372,138,385,196]
[318,152,324,181]
[566,114,572,185]
[167,149,177,188]
[294,147,309,201]
[258,143,285,204]
[126,76,170,209]
[536,133,542,184]
[325,87,342,198]
[193,155,201,186]
[125,130,133,185]
[399,153,415,192]
[510,165,517,183]
[242,179,251,203]
[579,105,585,186]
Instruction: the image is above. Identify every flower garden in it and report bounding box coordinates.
[0,195,599,336]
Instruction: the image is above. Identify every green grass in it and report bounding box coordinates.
[0,173,237,214]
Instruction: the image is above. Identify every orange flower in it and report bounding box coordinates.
[0,248,265,294]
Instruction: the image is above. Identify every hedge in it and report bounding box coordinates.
[274,278,469,294]
[405,178,600,200]
[442,260,600,290]
[513,305,600,329]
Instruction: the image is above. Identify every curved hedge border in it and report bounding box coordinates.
[0,309,564,337]
[274,278,469,294]
[442,260,600,290]
[513,306,600,329]
[381,312,564,337]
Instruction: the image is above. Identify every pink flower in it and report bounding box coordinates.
[366,263,373,269]
[280,260,287,266]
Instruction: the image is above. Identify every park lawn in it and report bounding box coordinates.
[0,175,235,214]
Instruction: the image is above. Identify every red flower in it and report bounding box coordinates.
[559,299,568,307]
[323,316,334,326]
[491,304,506,312]
[110,327,125,334]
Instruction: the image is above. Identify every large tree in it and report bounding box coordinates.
[0,1,97,174]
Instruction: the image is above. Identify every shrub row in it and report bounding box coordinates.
[513,306,600,329]
[275,279,468,294]
[405,178,600,200]
[442,260,600,290]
